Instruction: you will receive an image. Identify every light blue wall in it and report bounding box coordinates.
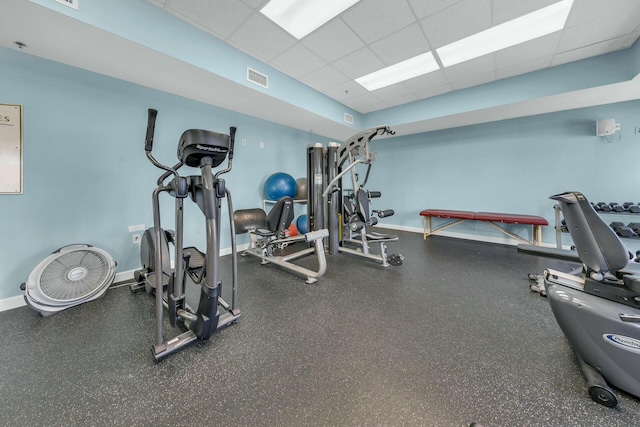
[368,99,640,250]
[0,47,328,300]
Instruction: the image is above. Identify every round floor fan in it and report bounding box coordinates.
[21,244,116,316]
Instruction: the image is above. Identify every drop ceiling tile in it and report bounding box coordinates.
[324,80,369,102]
[420,0,491,48]
[495,56,552,80]
[166,0,253,39]
[565,0,640,28]
[301,18,364,63]
[494,32,561,69]
[402,70,449,92]
[558,21,637,53]
[341,0,416,44]
[369,24,431,65]
[451,71,496,90]
[491,0,558,25]
[229,13,296,61]
[370,81,413,101]
[406,0,463,20]
[301,65,350,91]
[443,55,494,81]
[270,43,326,78]
[344,93,388,113]
[332,47,385,79]
[240,0,267,8]
[552,36,633,67]
[384,92,419,108]
[413,83,454,100]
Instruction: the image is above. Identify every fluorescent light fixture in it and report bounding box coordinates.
[355,52,440,91]
[436,0,574,67]
[261,0,360,39]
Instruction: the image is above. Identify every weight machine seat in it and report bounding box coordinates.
[366,231,398,242]
[233,197,294,237]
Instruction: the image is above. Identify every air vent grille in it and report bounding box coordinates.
[344,113,354,124]
[247,67,268,89]
[55,0,79,10]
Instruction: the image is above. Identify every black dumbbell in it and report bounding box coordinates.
[610,202,626,212]
[598,202,613,212]
[610,221,636,237]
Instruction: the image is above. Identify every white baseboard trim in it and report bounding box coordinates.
[0,295,26,312]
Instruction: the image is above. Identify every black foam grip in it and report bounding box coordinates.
[377,209,394,218]
[228,126,237,160]
[145,109,158,152]
[368,191,381,198]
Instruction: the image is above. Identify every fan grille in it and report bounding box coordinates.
[38,249,112,302]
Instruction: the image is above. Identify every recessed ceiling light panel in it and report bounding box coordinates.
[355,52,440,91]
[261,0,360,39]
[436,0,574,67]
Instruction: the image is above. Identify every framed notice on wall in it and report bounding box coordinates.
[0,104,23,194]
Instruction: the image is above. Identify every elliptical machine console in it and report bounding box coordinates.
[134,108,241,361]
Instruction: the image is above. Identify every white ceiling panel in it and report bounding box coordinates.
[301,19,364,63]
[271,44,326,78]
[301,65,350,91]
[341,0,416,44]
[443,55,495,82]
[228,13,295,61]
[406,0,463,20]
[332,47,385,79]
[402,70,450,92]
[412,83,454,100]
[420,0,492,48]
[552,36,634,66]
[165,0,253,39]
[494,33,562,69]
[491,0,559,25]
[565,0,640,28]
[558,20,636,53]
[496,56,552,80]
[451,71,497,91]
[369,24,431,66]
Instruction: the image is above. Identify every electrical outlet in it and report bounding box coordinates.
[242,139,247,145]
[260,141,265,149]
[132,234,141,245]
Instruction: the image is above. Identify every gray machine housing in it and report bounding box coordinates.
[544,191,640,407]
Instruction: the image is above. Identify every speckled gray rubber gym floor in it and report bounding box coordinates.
[1,231,638,426]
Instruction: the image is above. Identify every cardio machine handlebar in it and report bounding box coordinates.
[145,109,158,152]
[228,126,236,160]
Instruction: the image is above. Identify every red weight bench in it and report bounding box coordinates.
[419,209,548,245]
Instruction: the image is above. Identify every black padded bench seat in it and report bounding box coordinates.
[419,209,548,245]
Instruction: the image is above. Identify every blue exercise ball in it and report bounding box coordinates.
[297,214,309,234]
[264,172,297,201]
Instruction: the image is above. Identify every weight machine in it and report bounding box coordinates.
[307,126,403,267]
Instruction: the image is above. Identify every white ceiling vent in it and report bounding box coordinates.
[344,113,354,125]
[247,67,268,89]
[54,0,79,10]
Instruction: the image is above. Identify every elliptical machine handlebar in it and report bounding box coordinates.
[145,109,157,152]
[144,109,181,184]
[215,126,237,178]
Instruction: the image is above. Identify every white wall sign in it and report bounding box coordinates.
[0,104,23,194]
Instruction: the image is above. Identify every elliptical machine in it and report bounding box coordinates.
[134,108,240,361]
[523,191,640,407]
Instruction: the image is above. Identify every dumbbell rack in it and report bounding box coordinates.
[554,202,640,250]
